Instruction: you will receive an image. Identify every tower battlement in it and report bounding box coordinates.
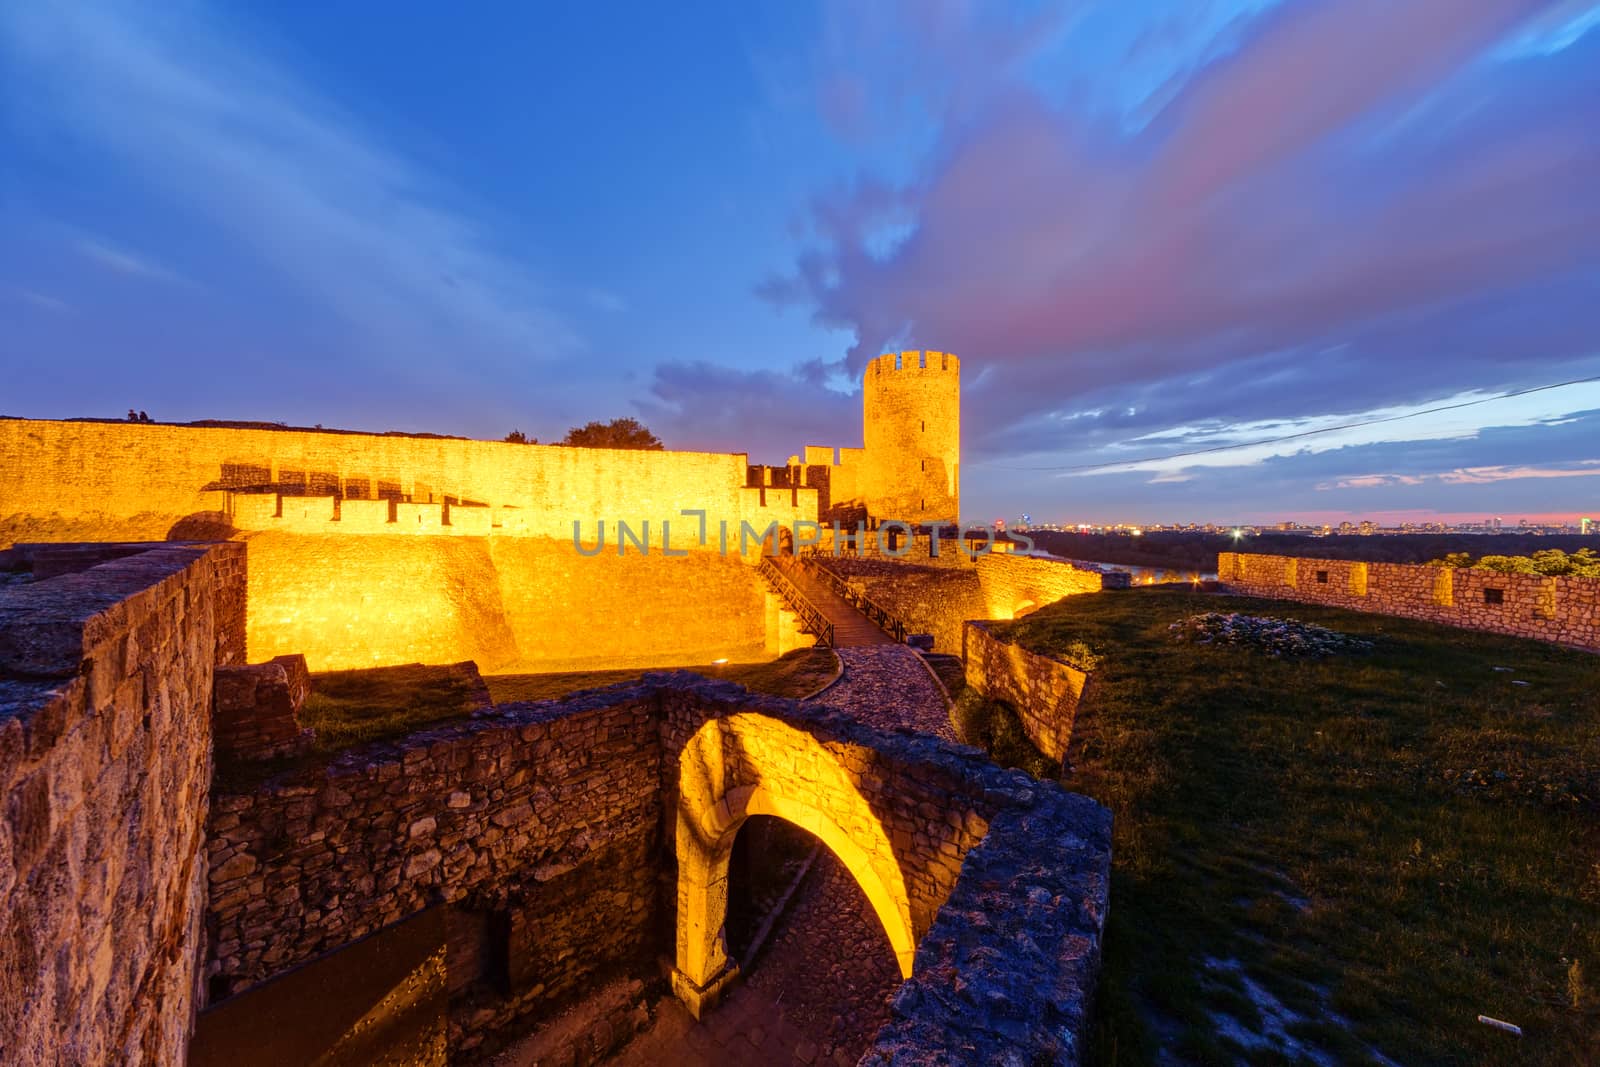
[869,350,960,375]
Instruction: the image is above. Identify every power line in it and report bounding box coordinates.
[980,374,1600,473]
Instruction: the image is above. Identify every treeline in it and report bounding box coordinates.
[1027,531,1600,572]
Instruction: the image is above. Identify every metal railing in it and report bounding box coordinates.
[798,557,908,643]
[758,557,835,648]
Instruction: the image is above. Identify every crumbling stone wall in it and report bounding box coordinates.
[205,692,665,1015]
[977,552,1125,619]
[212,654,311,762]
[963,620,1093,765]
[1219,552,1600,650]
[1,542,244,1066]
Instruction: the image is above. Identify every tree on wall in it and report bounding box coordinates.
[504,430,538,444]
[560,418,663,450]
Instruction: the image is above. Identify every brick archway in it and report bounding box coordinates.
[670,713,916,1016]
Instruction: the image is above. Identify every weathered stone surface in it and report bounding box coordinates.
[963,620,1092,765]
[0,541,245,1067]
[1219,552,1600,651]
[213,655,313,762]
[862,792,1112,1067]
[207,671,1112,1065]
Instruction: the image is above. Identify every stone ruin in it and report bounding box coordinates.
[1,540,1113,1066]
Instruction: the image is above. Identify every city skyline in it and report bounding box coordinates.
[3,1,1599,524]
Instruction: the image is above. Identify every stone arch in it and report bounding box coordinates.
[670,713,916,1016]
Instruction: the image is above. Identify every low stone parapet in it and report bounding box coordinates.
[212,654,313,761]
[1218,552,1600,651]
[963,620,1093,765]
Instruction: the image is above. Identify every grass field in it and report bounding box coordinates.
[484,645,839,704]
[990,587,1598,1066]
[294,647,839,751]
[299,662,492,753]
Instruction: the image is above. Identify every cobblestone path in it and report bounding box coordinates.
[608,852,897,1067]
[808,645,954,740]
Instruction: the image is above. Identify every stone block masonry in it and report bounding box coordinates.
[963,620,1093,765]
[212,654,312,762]
[812,551,1121,656]
[206,688,666,1061]
[0,541,245,1067]
[1219,552,1600,651]
[207,674,1112,1064]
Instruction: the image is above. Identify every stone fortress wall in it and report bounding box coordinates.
[1219,551,1600,651]
[814,543,1126,655]
[0,417,814,544]
[0,353,960,671]
[0,541,246,1067]
[0,419,815,671]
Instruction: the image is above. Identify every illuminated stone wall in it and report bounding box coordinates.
[236,532,768,671]
[805,552,1117,656]
[0,419,814,672]
[206,675,1111,1062]
[1219,552,1600,650]
[0,418,815,546]
[962,620,1093,765]
[0,542,245,1067]
[976,552,1126,619]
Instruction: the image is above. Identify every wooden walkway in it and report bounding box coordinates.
[773,559,895,647]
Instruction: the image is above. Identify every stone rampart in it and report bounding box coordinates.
[962,620,1093,765]
[1218,552,1600,650]
[0,418,815,549]
[1,541,245,1066]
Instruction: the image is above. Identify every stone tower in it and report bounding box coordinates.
[861,350,960,525]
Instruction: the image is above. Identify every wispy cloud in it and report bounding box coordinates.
[0,3,576,367]
[1321,461,1600,490]
[11,288,73,314]
[75,237,185,285]
[1439,461,1600,484]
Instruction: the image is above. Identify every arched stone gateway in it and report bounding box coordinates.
[670,714,917,1013]
[194,670,1112,1062]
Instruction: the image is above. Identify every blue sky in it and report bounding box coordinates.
[3,1,1598,525]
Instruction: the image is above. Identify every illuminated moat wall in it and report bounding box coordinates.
[0,351,961,671]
